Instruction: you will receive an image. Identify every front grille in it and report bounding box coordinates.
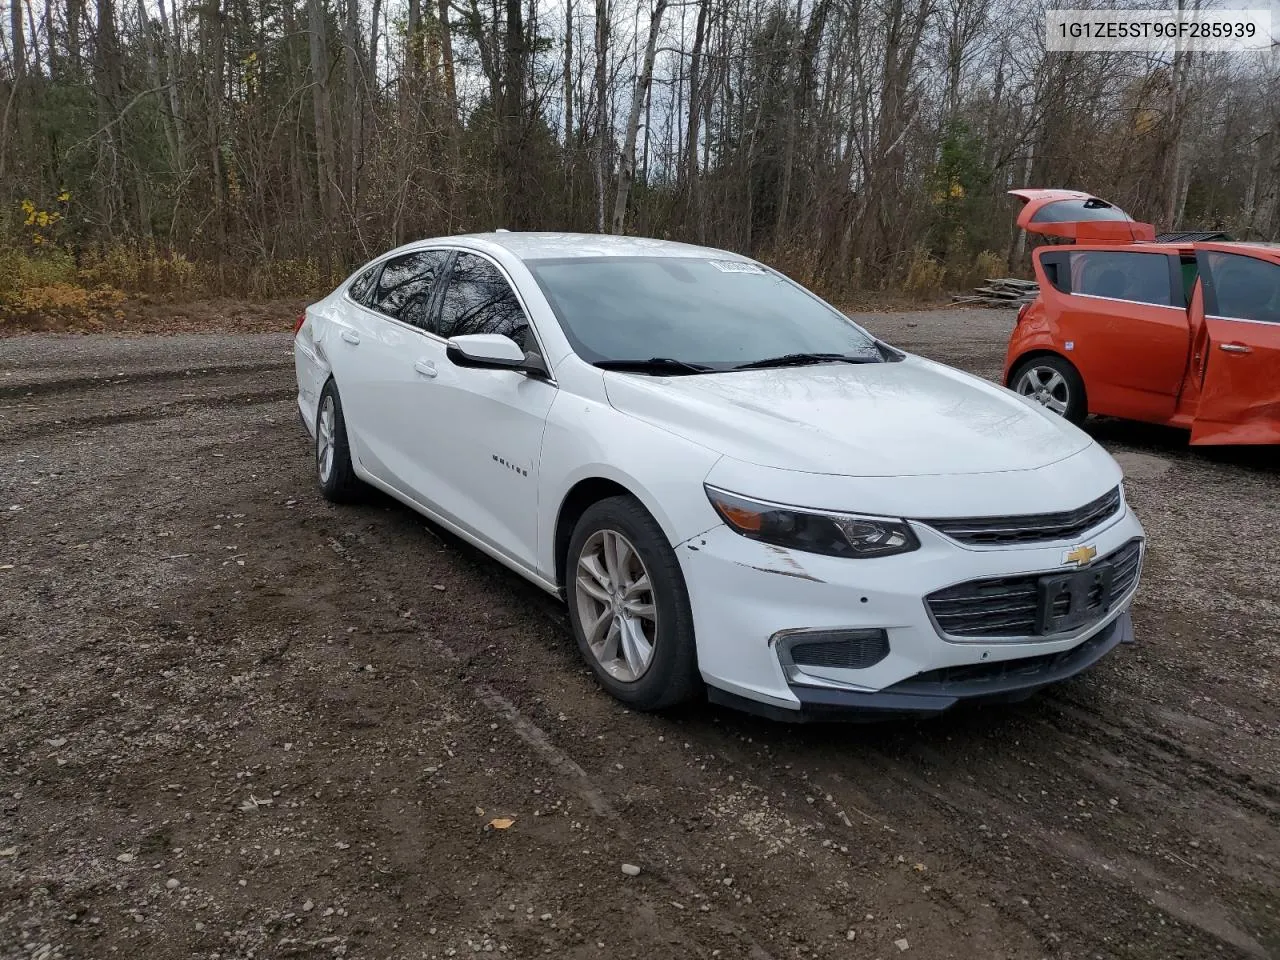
[922,487,1122,546]
[927,539,1142,639]
[789,633,890,670]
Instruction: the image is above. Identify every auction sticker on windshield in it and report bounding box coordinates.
[708,261,768,274]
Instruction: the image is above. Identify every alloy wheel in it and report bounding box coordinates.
[1015,365,1071,416]
[574,529,659,682]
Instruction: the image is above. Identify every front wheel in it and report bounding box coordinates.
[1010,355,1087,425]
[565,496,700,710]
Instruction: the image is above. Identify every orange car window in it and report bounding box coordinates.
[1068,251,1174,307]
[1205,252,1280,325]
[1180,259,1199,304]
[1030,198,1132,223]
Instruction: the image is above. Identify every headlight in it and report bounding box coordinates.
[705,486,920,559]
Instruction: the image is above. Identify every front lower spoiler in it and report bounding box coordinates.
[706,611,1134,722]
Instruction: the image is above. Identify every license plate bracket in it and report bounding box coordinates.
[1036,564,1114,634]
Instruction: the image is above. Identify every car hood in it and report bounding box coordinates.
[602,356,1093,477]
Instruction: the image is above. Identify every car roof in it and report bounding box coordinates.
[432,231,752,262]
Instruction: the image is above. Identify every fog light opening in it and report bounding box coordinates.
[773,627,890,677]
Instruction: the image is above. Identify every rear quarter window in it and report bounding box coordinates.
[347,264,379,305]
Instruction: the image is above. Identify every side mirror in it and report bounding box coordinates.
[446,333,549,378]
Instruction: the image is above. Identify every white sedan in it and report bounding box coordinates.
[293,233,1144,719]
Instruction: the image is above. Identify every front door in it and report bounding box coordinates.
[412,251,557,570]
[1190,246,1280,445]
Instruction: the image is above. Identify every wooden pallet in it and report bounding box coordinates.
[952,277,1039,307]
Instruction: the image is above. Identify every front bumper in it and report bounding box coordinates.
[707,611,1133,721]
[679,503,1144,717]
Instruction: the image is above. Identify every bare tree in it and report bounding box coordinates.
[610,0,666,233]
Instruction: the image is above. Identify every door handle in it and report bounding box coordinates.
[413,359,438,379]
[1219,342,1252,354]
[340,329,361,345]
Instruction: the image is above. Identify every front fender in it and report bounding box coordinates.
[536,394,724,579]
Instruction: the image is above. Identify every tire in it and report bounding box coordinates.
[1009,355,1087,425]
[565,496,700,710]
[315,379,364,503]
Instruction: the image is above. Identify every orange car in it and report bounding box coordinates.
[1003,188,1280,445]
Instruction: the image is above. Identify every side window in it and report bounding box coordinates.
[347,264,379,305]
[1039,251,1070,294]
[1180,256,1199,305]
[371,250,448,329]
[1068,251,1174,306]
[436,253,533,350]
[1203,251,1280,325]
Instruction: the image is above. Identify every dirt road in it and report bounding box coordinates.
[1,310,1276,960]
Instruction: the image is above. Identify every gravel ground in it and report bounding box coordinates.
[0,308,1276,960]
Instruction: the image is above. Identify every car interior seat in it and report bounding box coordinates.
[1092,267,1130,300]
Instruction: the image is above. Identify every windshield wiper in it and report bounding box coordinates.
[593,357,714,375]
[731,352,879,371]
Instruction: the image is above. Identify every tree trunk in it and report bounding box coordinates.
[609,0,666,234]
[774,0,804,241]
[11,0,26,81]
[344,0,361,211]
[67,0,84,73]
[438,0,457,116]
[407,0,421,78]
[563,0,573,145]
[94,0,126,232]
[201,0,227,274]
[497,0,527,225]
[593,0,608,232]
[307,0,338,227]
[156,0,188,170]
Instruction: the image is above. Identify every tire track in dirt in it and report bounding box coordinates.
[1,388,295,443]
[0,360,290,401]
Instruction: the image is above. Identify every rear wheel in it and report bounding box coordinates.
[565,496,700,710]
[316,379,363,503]
[1010,355,1087,424]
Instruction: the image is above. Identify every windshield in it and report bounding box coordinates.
[525,256,888,370]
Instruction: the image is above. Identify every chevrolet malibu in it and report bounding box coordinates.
[293,233,1145,720]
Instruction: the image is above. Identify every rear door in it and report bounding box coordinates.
[333,249,452,486]
[1010,189,1156,243]
[1190,245,1280,445]
[1038,247,1189,421]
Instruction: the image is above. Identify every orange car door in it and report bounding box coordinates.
[1043,248,1189,422]
[1190,245,1280,445]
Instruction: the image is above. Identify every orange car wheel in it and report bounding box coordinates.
[1010,356,1087,425]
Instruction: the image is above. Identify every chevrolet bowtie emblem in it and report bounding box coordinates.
[1063,544,1097,567]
